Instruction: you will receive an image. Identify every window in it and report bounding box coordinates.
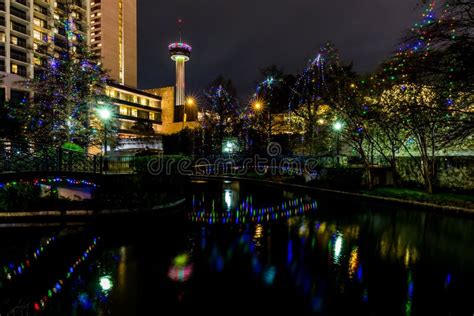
[138,110,149,120]
[0,32,5,42]
[131,109,137,117]
[34,18,47,28]
[34,30,42,40]
[11,64,18,74]
[11,36,18,45]
[150,112,155,120]
[119,106,128,115]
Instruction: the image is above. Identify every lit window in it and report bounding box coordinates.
[11,36,18,45]
[131,109,137,117]
[0,32,5,42]
[34,30,42,40]
[34,18,46,28]
[11,64,18,74]
[119,106,128,115]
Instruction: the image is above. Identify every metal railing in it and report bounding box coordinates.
[0,141,102,174]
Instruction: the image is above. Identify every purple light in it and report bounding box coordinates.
[168,42,192,52]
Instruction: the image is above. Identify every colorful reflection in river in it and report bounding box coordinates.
[189,196,318,225]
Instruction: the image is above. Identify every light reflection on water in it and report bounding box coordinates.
[0,180,473,315]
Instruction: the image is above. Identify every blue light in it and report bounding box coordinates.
[287,240,293,264]
[263,266,276,285]
[445,273,452,288]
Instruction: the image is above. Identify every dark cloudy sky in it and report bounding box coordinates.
[138,0,421,95]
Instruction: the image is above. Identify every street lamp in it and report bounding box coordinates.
[333,121,343,132]
[332,120,344,166]
[184,97,196,125]
[97,107,112,157]
[253,100,263,111]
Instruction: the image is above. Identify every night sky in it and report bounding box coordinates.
[138,0,421,96]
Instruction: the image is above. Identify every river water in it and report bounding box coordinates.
[0,179,473,315]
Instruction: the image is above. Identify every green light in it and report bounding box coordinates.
[174,254,188,267]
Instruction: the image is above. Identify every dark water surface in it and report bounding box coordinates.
[1,179,473,315]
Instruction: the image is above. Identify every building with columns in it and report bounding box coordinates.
[0,0,90,102]
[0,0,199,151]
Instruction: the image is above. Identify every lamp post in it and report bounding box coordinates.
[184,97,196,128]
[97,107,112,156]
[333,121,343,166]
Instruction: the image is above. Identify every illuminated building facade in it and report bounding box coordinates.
[90,0,137,87]
[0,0,90,102]
[145,86,200,135]
[105,82,162,139]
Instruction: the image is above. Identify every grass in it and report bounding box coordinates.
[362,187,474,209]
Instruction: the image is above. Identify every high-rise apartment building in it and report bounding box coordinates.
[90,0,137,88]
[0,0,90,101]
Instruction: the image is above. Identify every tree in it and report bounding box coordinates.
[382,0,473,145]
[201,76,241,153]
[252,65,295,145]
[0,101,25,142]
[378,0,474,192]
[378,85,456,193]
[290,43,351,156]
[23,3,112,149]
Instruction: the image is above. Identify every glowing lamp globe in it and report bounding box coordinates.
[98,108,111,121]
[333,121,343,131]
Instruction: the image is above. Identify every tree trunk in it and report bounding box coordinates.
[421,156,433,194]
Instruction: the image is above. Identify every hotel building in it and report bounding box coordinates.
[0,0,90,102]
[1,0,198,150]
[90,0,137,88]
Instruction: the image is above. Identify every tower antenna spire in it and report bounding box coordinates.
[177,18,183,42]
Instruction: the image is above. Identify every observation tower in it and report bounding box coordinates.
[169,19,192,121]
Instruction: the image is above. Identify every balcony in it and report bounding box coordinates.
[14,0,29,7]
[10,7,28,21]
[71,0,87,11]
[11,22,28,35]
[11,40,30,50]
[34,4,48,16]
[117,114,162,125]
[11,65,28,77]
[11,50,28,63]
[34,44,48,55]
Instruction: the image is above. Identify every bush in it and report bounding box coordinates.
[0,183,41,211]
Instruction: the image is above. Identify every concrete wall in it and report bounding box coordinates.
[146,86,200,135]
